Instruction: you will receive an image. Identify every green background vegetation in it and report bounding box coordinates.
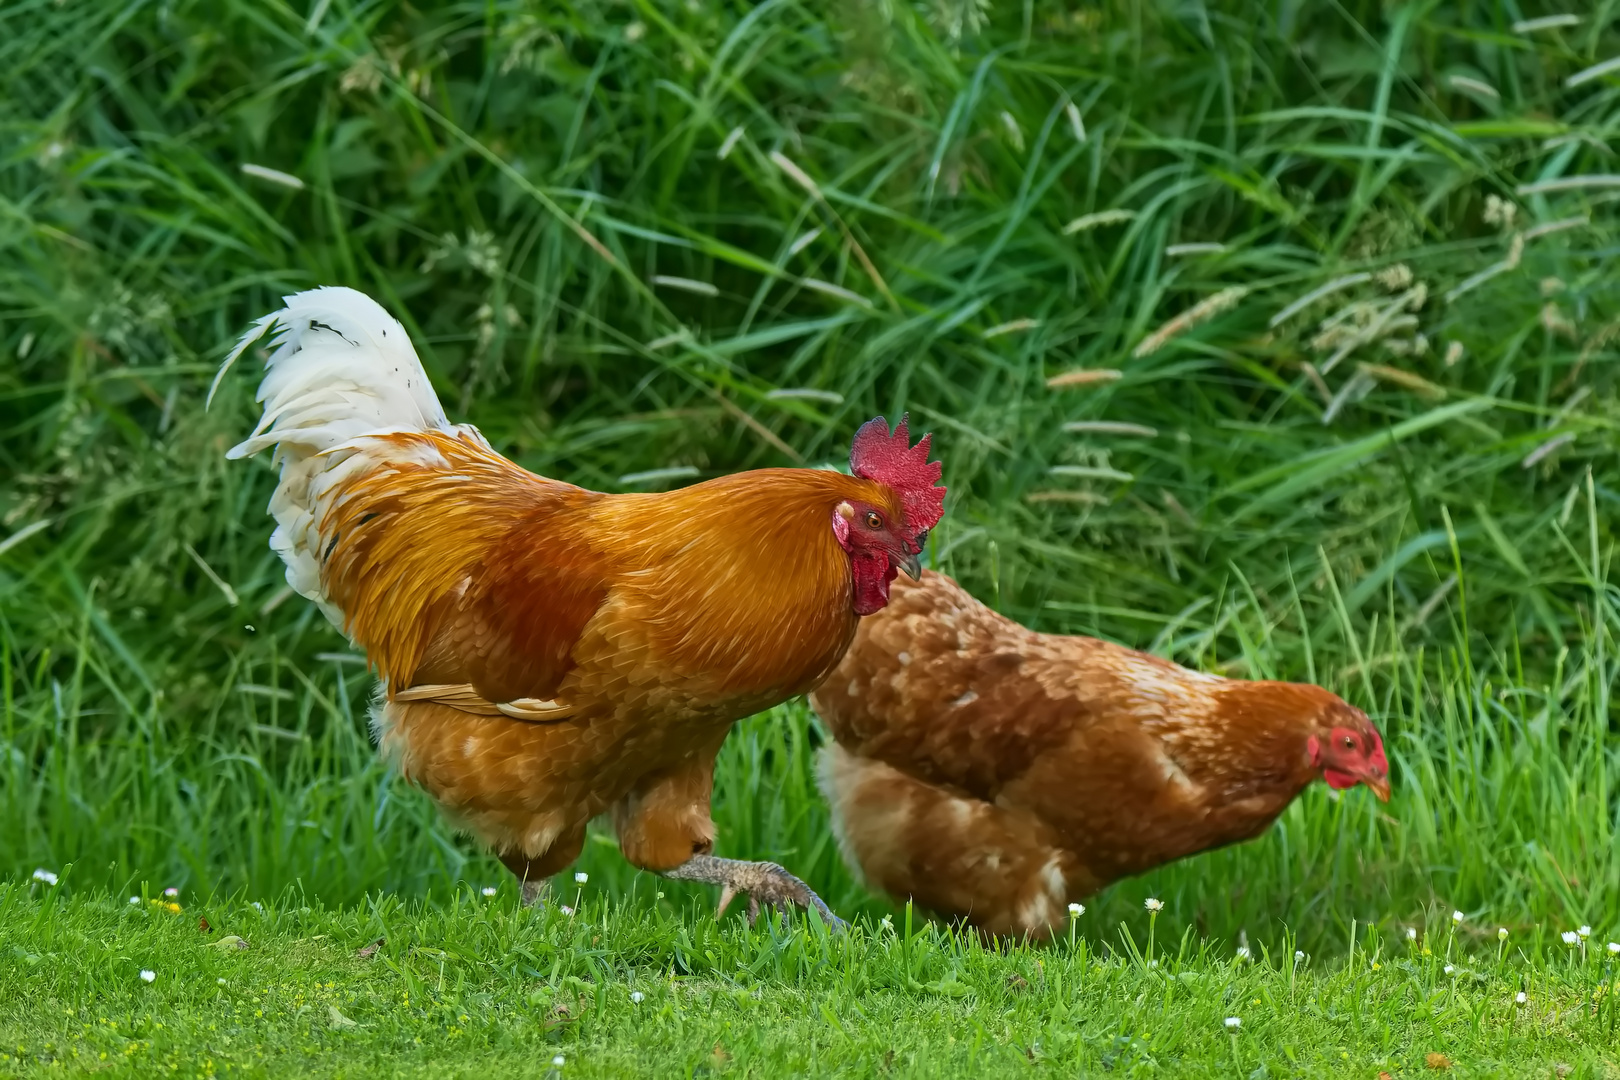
[2,0,1618,1073]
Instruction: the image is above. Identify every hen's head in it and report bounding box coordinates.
[1306,699,1391,801]
[835,415,946,616]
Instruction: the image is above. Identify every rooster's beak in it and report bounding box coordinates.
[894,550,922,580]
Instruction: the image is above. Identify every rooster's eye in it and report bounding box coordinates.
[864,511,883,529]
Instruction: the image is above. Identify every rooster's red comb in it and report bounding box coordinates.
[849,415,946,533]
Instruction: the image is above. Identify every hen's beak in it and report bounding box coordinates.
[893,550,922,580]
[1365,774,1391,803]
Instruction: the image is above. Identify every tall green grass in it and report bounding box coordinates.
[2,0,1617,952]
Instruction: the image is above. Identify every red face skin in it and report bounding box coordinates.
[833,499,925,616]
[1308,724,1391,801]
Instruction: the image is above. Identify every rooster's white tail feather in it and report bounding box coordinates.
[216,286,467,623]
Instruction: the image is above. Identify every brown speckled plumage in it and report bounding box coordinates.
[812,571,1388,939]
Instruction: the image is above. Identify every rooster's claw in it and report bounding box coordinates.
[665,854,846,931]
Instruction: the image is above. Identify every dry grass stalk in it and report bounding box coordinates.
[1046,368,1123,389]
[1134,286,1249,358]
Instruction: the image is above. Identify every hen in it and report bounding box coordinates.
[811,570,1389,938]
[218,287,945,923]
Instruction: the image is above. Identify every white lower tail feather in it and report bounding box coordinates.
[214,286,471,624]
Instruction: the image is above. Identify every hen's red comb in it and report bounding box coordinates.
[849,415,946,533]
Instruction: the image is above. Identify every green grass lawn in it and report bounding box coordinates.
[3,0,1620,1073]
[4,885,1617,1078]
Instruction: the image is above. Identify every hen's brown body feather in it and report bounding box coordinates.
[330,429,900,874]
[812,571,1359,938]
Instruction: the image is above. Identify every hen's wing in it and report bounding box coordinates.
[811,571,1099,800]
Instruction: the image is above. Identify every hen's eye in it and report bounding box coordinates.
[1342,736,1356,750]
[864,511,883,529]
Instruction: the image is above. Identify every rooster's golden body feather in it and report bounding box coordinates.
[222,287,945,905]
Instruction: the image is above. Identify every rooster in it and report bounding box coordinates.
[217,286,945,923]
[811,570,1389,939]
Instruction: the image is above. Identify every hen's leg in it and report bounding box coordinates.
[662,853,845,929]
[817,744,1081,940]
[613,742,846,929]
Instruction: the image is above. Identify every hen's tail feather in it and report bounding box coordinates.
[214,287,472,623]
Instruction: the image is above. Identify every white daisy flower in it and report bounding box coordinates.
[1067,903,1084,916]
[559,905,574,916]
[1498,927,1508,940]
[139,970,156,983]
[1144,898,1163,912]
[31,869,58,886]
[1578,925,1592,938]
[1562,931,1580,945]
[164,888,179,898]
[1444,964,1455,975]
[481,887,497,897]
[1515,991,1527,1004]
[1294,950,1305,962]
[1608,943,1620,955]
[552,1054,565,1067]
[1406,927,1418,941]
[1224,1017,1241,1029]
[575,872,589,885]
[1235,946,1251,961]
[630,991,645,1004]
[1452,910,1465,924]
[129,896,140,905]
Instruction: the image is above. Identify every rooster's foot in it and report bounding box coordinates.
[663,854,845,930]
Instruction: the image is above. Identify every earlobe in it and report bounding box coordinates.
[832,502,854,549]
[1305,735,1321,767]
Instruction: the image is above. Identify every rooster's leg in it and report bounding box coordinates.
[663,854,845,930]
[498,852,551,907]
